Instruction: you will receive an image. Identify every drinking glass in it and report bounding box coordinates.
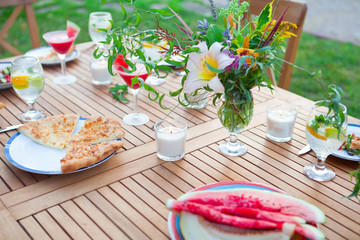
[11,56,46,122]
[43,30,78,85]
[304,100,347,181]
[142,41,166,85]
[89,12,112,50]
[116,60,150,125]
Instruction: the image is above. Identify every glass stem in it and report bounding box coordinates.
[229,132,239,146]
[27,101,36,112]
[131,88,140,116]
[315,155,327,171]
[58,54,67,77]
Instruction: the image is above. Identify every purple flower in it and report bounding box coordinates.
[197,19,209,30]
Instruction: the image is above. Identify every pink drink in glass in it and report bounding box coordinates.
[117,63,149,89]
[46,32,75,54]
[43,30,78,84]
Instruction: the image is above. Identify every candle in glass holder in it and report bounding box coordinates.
[89,57,112,85]
[266,103,298,142]
[154,120,187,161]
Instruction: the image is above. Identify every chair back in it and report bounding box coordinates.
[241,0,307,90]
[0,0,40,55]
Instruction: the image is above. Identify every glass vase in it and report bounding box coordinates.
[217,90,253,156]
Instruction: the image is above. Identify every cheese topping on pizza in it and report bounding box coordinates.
[67,116,125,147]
[18,114,80,149]
[60,141,124,173]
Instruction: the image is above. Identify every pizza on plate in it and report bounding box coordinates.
[18,114,80,150]
[60,141,124,173]
[67,116,125,147]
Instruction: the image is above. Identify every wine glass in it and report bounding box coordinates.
[43,30,78,85]
[89,12,112,50]
[304,100,348,181]
[142,41,166,85]
[115,59,150,126]
[11,56,46,122]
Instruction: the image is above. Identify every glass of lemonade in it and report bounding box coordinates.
[141,40,167,85]
[11,56,46,122]
[89,12,112,50]
[304,100,347,181]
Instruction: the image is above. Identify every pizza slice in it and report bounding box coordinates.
[18,114,80,149]
[60,141,124,173]
[67,116,125,147]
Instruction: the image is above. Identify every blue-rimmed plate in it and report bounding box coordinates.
[168,181,291,240]
[0,62,12,90]
[4,117,119,174]
[332,123,360,161]
[25,46,79,65]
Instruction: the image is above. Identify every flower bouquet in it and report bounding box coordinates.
[99,0,298,156]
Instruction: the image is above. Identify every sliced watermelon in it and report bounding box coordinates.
[295,224,325,240]
[113,54,129,71]
[178,188,326,224]
[67,20,80,38]
[167,199,282,230]
[212,206,306,224]
[180,211,296,240]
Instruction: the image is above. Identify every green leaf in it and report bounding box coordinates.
[256,1,273,30]
[254,46,275,53]
[134,12,141,27]
[182,46,199,54]
[205,61,225,74]
[169,88,183,97]
[101,0,107,3]
[120,5,127,21]
[150,9,174,19]
[206,25,225,46]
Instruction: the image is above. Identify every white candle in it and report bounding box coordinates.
[156,126,186,160]
[267,109,296,140]
[90,59,112,85]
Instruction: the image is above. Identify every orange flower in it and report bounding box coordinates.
[236,36,259,66]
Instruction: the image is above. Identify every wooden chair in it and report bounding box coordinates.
[0,0,41,55]
[241,0,307,90]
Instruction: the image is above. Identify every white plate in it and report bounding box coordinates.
[25,46,79,65]
[4,118,119,174]
[332,123,360,161]
[0,62,12,90]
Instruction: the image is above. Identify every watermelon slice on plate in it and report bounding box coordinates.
[167,181,325,240]
[67,20,80,38]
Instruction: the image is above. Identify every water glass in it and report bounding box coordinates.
[11,56,46,122]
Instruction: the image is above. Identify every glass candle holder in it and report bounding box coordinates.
[154,119,187,161]
[266,103,298,142]
[89,57,112,85]
[184,89,209,109]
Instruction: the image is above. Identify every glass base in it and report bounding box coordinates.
[157,152,185,161]
[54,75,77,85]
[20,109,46,122]
[266,133,292,142]
[303,163,336,181]
[145,75,165,85]
[219,141,248,156]
[92,79,112,85]
[123,113,149,126]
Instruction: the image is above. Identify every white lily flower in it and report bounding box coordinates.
[183,42,234,93]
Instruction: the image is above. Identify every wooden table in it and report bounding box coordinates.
[0,43,359,240]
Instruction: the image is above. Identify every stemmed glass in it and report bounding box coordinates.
[304,100,347,181]
[43,30,78,85]
[89,12,112,50]
[142,41,166,85]
[11,56,46,122]
[115,58,150,126]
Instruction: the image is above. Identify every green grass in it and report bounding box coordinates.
[1,0,360,118]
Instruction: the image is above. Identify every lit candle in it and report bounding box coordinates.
[266,104,297,142]
[154,121,187,161]
[90,58,112,85]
